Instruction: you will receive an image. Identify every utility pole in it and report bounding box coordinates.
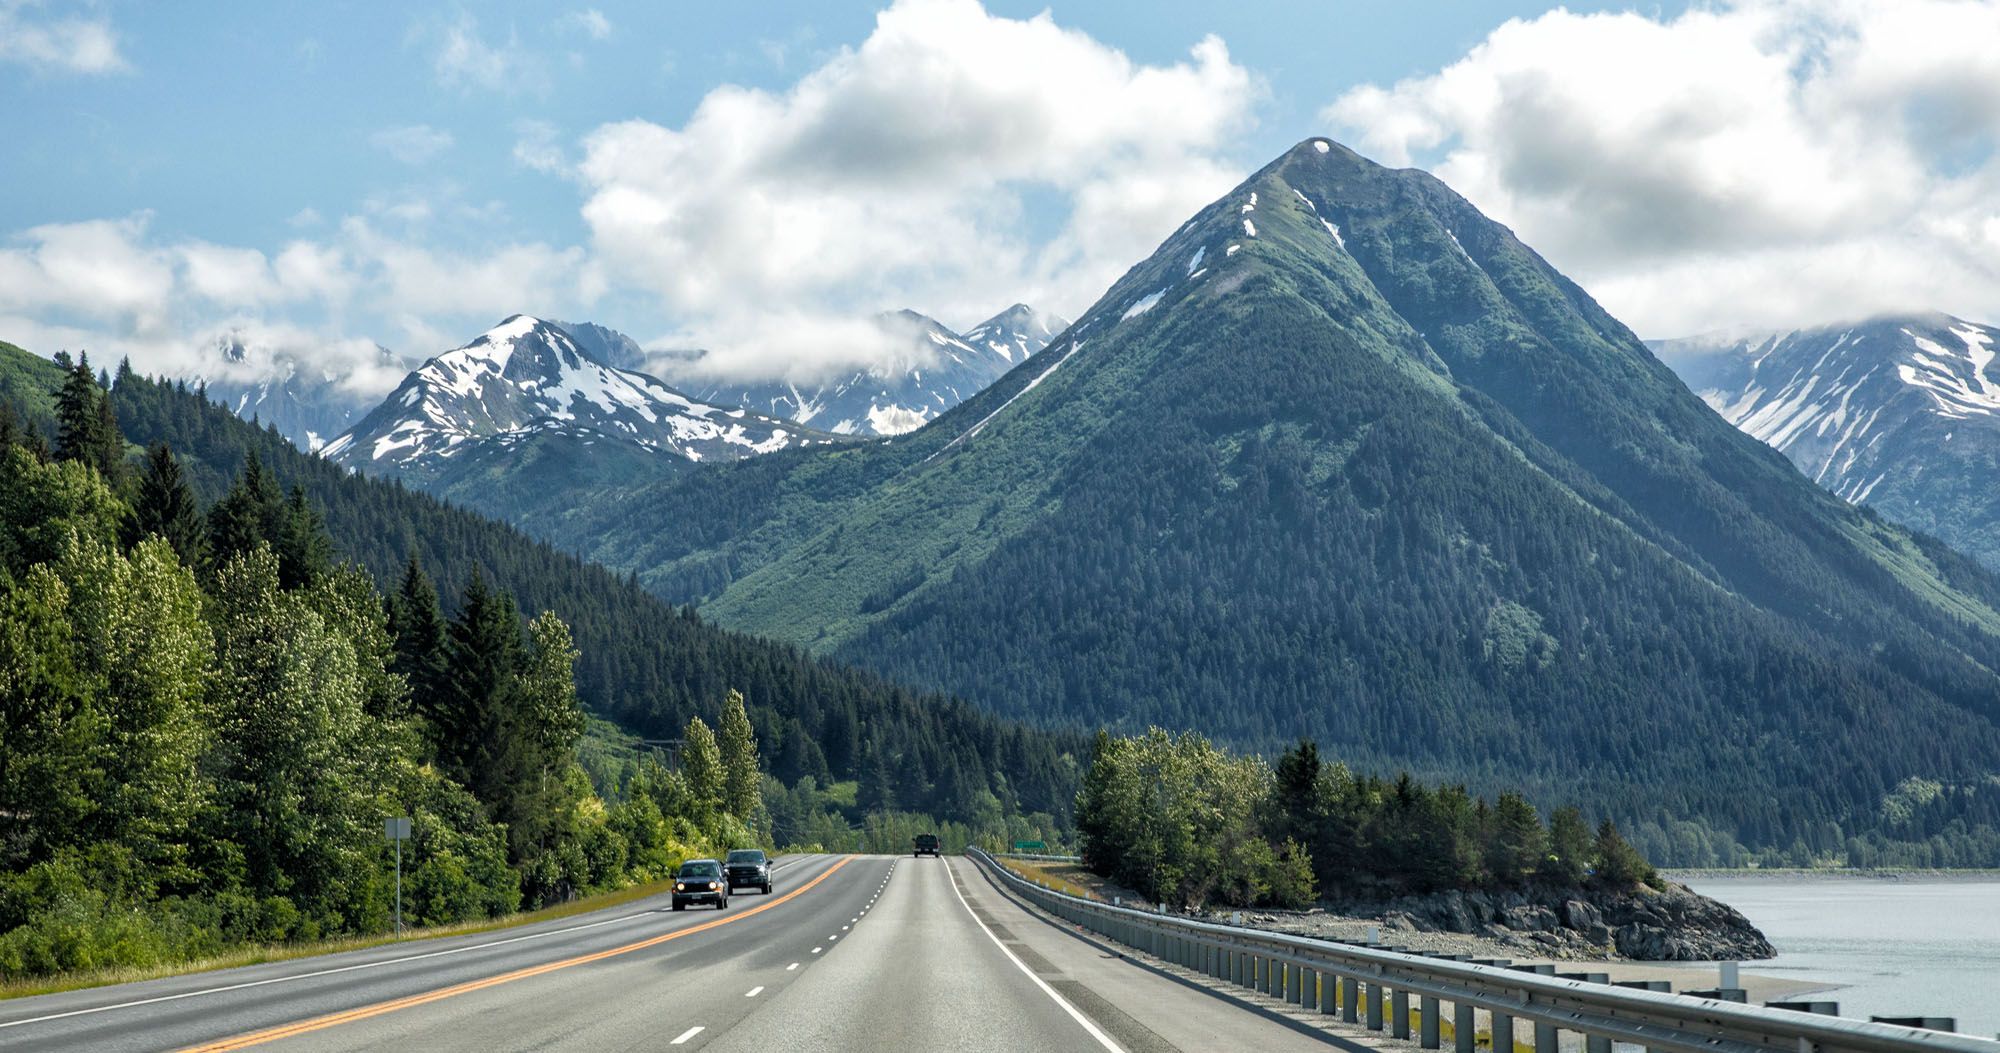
[385,817,411,936]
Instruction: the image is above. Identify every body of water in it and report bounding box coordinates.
[1681,875,2000,1037]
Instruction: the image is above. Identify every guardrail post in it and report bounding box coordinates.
[1454,1000,1475,1053]
[1492,1012,1514,1053]
[1420,994,1440,1048]
[1393,988,1411,1039]
[1367,981,1385,1030]
[1260,954,1274,995]
[1321,970,1337,1014]
[1535,1020,1558,1053]
[1586,1034,1611,1053]
[1300,966,1316,1008]
[1345,976,1362,1024]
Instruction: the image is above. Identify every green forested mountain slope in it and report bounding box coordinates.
[540,140,2000,863]
[0,346,1082,825]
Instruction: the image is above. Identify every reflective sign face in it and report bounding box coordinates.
[385,817,411,840]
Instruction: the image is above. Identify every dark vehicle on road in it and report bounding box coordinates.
[725,849,773,894]
[913,833,941,857]
[672,859,729,910]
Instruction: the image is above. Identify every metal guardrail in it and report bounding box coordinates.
[969,849,1998,1053]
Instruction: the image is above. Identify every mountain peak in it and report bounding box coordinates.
[322,317,833,478]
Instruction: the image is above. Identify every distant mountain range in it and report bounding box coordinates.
[520,138,2000,866]
[320,316,842,518]
[1653,314,2000,571]
[673,305,1069,437]
[197,334,408,452]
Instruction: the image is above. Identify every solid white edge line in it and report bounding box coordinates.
[671,1024,705,1043]
[943,859,1124,1053]
[0,855,822,1031]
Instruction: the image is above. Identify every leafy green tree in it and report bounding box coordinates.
[680,716,724,824]
[132,443,207,568]
[0,564,96,872]
[208,544,384,927]
[51,533,213,879]
[717,689,761,822]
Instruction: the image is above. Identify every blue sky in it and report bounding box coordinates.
[5,0,1997,391]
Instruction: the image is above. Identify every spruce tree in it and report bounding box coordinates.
[206,452,280,573]
[717,689,760,821]
[53,352,124,483]
[387,558,451,751]
[133,443,207,568]
[444,570,524,801]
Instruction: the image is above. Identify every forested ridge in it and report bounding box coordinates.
[530,140,2000,868]
[19,349,1082,826]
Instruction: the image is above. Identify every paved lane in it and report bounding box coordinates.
[3,852,1354,1051]
[0,854,847,1052]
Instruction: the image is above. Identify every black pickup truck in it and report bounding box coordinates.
[724,849,773,894]
[913,833,941,858]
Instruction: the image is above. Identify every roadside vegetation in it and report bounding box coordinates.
[0,357,776,981]
[1075,729,1657,911]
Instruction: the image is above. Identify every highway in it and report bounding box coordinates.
[0,853,1349,1051]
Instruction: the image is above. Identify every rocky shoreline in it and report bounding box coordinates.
[1208,880,1773,962]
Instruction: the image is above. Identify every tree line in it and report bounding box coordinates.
[0,356,772,978]
[1076,730,1656,911]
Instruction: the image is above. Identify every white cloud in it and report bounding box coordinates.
[0,1,128,74]
[430,13,536,93]
[562,9,612,41]
[370,124,455,165]
[577,0,1258,381]
[513,119,569,175]
[0,210,596,393]
[1323,0,2000,337]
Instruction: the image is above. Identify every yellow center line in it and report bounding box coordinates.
[178,856,855,1052]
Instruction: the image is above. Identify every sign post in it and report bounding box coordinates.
[385,817,412,936]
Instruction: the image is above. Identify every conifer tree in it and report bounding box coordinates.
[445,570,523,799]
[133,443,207,568]
[387,558,451,749]
[206,452,280,573]
[53,352,124,484]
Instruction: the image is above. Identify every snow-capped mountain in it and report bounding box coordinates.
[960,304,1070,368]
[1653,313,2000,569]
[551,320,647,371]
[197,335,407,451]
[322,316,835,485]
[680,306,1068,437]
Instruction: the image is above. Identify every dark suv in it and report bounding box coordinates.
[913,833,941,857]
[672,859,728,911]
[724,849,773,894]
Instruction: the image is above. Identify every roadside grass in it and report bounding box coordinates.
[994,857,1136,905]
[0,876,682,1002]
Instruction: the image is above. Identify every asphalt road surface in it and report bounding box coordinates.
[0,853,1345,1051]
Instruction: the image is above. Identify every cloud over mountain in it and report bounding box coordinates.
[1324,0,2000,336]
[577,0,1258,380]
